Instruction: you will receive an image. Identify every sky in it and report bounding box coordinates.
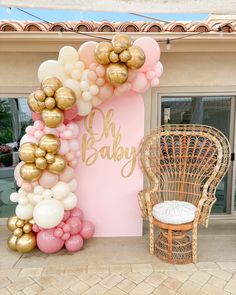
[0,7,208,23]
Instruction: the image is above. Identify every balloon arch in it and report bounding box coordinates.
[7,35,163,253]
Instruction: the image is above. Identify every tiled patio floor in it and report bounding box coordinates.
[1,220,236,294]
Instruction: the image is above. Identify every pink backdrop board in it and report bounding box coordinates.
[76,91,144,237]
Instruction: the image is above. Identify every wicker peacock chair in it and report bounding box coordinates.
[138,124,231,263]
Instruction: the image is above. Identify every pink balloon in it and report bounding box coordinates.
[32,112,41,121]
[88,70,97,82]
[131,72,148,93]
[78,41,98,68]
[80,220,95,240]
[61,232,70,240]
[54,227,63,238]
[34,120,44,130]
[32,224,40,233]
[154,61,163,77]
[64,105,78,121]
[66,217,82,235]
[37,229,64,253]
[14,161,24,181]
[74,115,84,122]
[96,77,105,86]
[151,77,160,87]
[70,207,84,221]
[69,160,77,168]
[59,166,74,182]
[146,70,156,81]
[25,126,35,136]
[44,127,58,136]
[63,130,73,140]
[95,65,105,77]
[89,63,97,71]
[34,130,44,140]
[57,124,66,132]
[58,140,70,155]
[17,178,23,187]
[20,134,38,145]
[63,210,71,221]
[65,152,75,162]
[65,234,83,252]
[31,181,39,187]
[134,37,160,72]
[63,224,71,233]
[127,69,138,82]
[39,171,59,189]
[21,182,33,193]
[69,139,79,151]
[98,83,114,101]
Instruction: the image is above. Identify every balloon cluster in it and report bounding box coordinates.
[7,215,36,253]
[19,134,66,181]
[28,77,76,128]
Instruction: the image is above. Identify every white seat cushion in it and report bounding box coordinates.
[152,201,197,225]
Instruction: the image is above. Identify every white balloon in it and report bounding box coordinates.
[33,199,64,229]
[52,182,71,200]
[34,185,44,195]
[92,96,102,107]
[18,196,29,206]
[38,60,67,83]
[64,63,74,75]
[81,69,89,81]
[42,189,53,199]
[58,46,78,65]
[62,193,77,210]
[77,100,92,116]
[10,192,19,203]
[32,194,43,204]
[80,81,89,91]
[82,91,92,102]
[16,204,34,220]
[90,84,99,95]
[71,69,82,80]
[64,79,81,100]
[68,179,78,192]
[18,188,27,197]
[75,61,85,71]
[27,193,34,204]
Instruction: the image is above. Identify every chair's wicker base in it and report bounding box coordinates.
[155,232,192,264]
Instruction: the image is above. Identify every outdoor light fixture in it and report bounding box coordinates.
[166,39,171,50]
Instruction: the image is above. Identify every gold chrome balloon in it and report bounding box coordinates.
[28,93,45,113]
[19,143,37,163]
[8,234,18,251]
[112,34,132,53]
[7,215,18,232]
[106,63,128,85]
[41,77,62,96]
[95,42,113,65]
[29,219,35,225]
[119,50,131,63]
[34,89,46,102]
[14,228,23,238]
[126,45,145,70]
[23,223,32,234]
[34,147,46,158]
[45,153,55,164]
[54,87,76,110]
[16,233,36,253]
[20,163,42,182]
[41,108,64,128]
[45,97,56,110]
[35,157,47,170]
[109,51,119,63]
[47,155,66,174]
[39,134,60,154]
[16,219,24,228]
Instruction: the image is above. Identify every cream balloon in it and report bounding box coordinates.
[92,96,102,107]
[15,204,34,220]
[62,193,77,210]
[64,79,82,100]
[77,100,92,116]
[33,199,64,229]
[51,182,71,200]
[38,60,67,83]
[68,179,78,192]
[58,46,78,65]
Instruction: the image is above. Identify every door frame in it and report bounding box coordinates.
[150,87,236,217]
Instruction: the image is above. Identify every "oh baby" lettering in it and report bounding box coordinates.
[81,108,138,178]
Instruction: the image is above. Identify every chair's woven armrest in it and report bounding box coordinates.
[195,194,216,228]
[138,188,159,219]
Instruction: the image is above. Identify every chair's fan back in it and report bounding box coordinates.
[140,125,231,206]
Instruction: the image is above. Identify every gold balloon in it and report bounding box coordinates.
[54,87,76,110]
[14,228,23,237]
[47,155,66,174]
[34,147,46,158]
[8,234,18,251]
[112,34,132,53]
[23,223,32,234]
[34,89,46,102]
[45,153,55,164]
[41,77,62,96]
[109,51,119,63]
[7,215,18,232]
[35,157,47,170]
[29,219,35,225]
[45,97,56,110]
[39,134,60,154]
[126,45,145,70]
[41,108,64,128]
[106,63,128,85]
[95,42,113,65]
[19,143,37,163]
[16,233,36,253]
[16,219,24,228]
[20,163,42,182]
[119,50,131,63]
[28,93,45,113]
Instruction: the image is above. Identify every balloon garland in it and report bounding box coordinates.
[7,34,163,253]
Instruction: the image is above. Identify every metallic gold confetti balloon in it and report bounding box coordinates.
[109,51,119,63]
[119,50,131,63]
[16,233,36,253]
[112,34,132,53]
[35,157,47,170]
[106,63,128,85]
[20,163,42,182]
[19,143,37,163]
[34,147,46,158]
[95,42,113,65]
[34,89,46,102]
[8,234,18,251]
[39,134,60,154]
[54,87,76,110]
[126,45,145,70]
[28,93,45,113]
[45,97,56,110]
[41,108,64,128]
[23,223,32,234]
[14,228,23,238]
[41,77,62,96]
[7,215,18,232]
[16,219,24,228]
[47,155,66,174]
[45,153,55,164]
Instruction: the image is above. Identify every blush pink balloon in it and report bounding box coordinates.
[34,130,44,140]
[59,166,74,182]
[74,115,84,122]
[150,77,160,87]
[64,105,78,121]
[17,178,23,187]
[37,229,64,253]
[154,61,163,77]
[39,171,59,189]
[69,139,79,151]
[20,134,38,145]
[58,140,70,155]
[32,224,40,233]
[98,83,114,101]
[131,72,148,93]
[66,216,82,235]
[65,152,75,162]
[70,207,84,221]
[54,227,63,238]
[63,210,71,221]
[61,233,70,240]
[43,127,59,136]
[21,182,33,193]
[32,112,41,121]
[34,120,44,130]
[78,41,98,68]
[65,234,83,252]
[89,63,97,71]
[14,161,24,181]
[25,126,35,136]
[80,220,95,240]
[69,160,77,168]
[31,181,39,187]
[63,224,71,233]
[88,70,97,82]
[134,37,161,72]
[96,77,105,86]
